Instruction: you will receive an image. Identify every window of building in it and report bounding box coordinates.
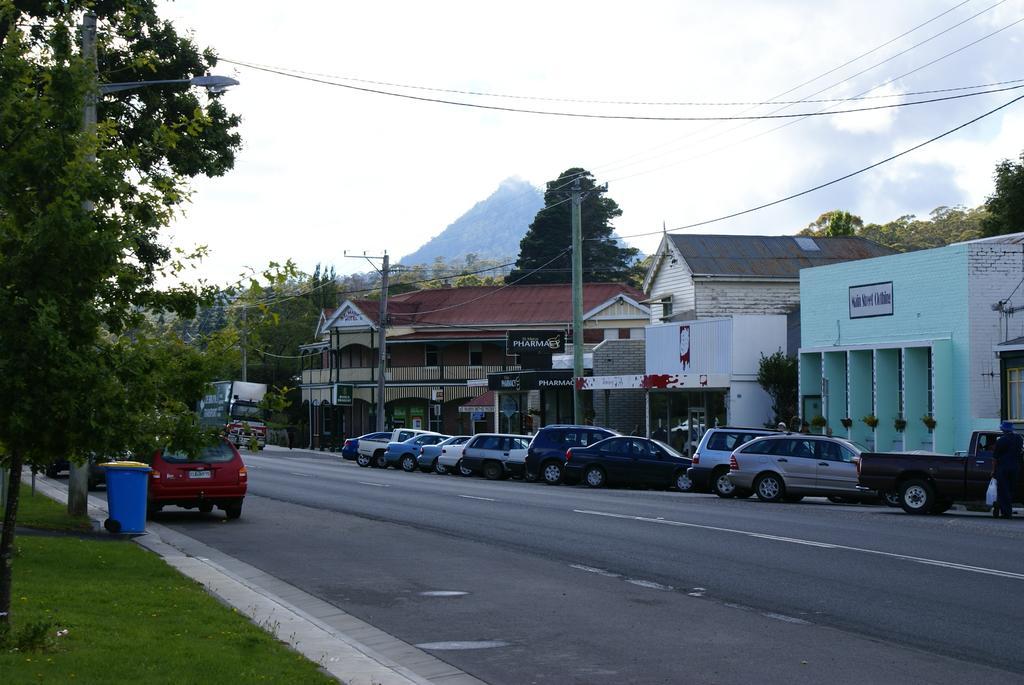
[1008,368,1024,421]
[425,344,439,366]
[469,342,483,366]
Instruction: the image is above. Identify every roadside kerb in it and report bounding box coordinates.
[28,472,484,685]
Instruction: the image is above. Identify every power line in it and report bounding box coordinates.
[610,91,1024,240]
[221,58,1021,122]
[603,14,1024,185]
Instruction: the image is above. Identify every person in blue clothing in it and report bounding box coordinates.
[992,421,1022,519]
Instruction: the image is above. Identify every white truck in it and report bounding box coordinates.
[356,428,437,467]
[198,380,269,449]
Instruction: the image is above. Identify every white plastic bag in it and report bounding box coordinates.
[986,477,998,507]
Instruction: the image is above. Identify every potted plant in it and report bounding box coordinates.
[840,417,853,429]
[862,414,879,429]
[810,415,827,429]
[894,417,907,432]
[922,415,936,431]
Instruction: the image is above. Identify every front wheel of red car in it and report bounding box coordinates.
[225,501,243,520]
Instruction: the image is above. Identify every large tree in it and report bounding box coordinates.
[508,168,638,284]
[799,210,864,237]
[0,2,240,627]
[981,149,1024,238]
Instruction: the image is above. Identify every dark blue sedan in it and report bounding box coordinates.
[563,437,694,492]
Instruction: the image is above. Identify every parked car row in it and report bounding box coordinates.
[342,425,696,492]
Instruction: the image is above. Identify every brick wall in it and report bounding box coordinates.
[592,339,646,434]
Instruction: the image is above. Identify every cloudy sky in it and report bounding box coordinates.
[157,0,1024,286]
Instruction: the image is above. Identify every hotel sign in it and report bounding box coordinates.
[849,281,893,319]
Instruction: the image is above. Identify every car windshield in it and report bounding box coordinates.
[653,440,684,458]
[161,442,236,464]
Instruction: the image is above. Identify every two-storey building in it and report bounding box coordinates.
[300,283,648,448]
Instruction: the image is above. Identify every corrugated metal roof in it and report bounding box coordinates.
[668,234,895,279]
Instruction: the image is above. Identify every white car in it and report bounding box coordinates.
[356,428,439,467]
[436,439,472,474]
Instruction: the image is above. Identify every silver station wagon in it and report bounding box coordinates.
[726,434,867,503]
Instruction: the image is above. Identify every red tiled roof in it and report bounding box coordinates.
[352,283,644,327]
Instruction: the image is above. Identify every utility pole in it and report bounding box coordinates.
[345,252,390,431]
[376,254,389,432]
[240,305,248,382]
[68,11,98,518]
[571,178,584,424]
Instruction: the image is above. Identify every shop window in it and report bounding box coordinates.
[425,345,440,366]
[469,342,483,366]
[1008,368,1024,421]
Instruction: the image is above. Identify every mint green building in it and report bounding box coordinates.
[799,235,1024,454]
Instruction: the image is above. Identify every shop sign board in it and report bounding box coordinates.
[849,281,893,319]
[334,384,353,406]
[487,370,574,391]
[576,373,730,390]
[506,330,566,355]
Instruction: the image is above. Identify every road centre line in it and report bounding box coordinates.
[574,509,1024,581]
[358,481,390,488]
[458,494,496,501]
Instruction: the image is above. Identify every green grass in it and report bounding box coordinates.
[13,491,93,533]
[2,497,336,684]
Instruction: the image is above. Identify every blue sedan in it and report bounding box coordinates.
[563,436,693,491]
[382,433,449,471]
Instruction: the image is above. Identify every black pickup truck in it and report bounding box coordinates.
[857,430,1024,514]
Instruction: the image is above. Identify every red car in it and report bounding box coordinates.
[148,439,247,519]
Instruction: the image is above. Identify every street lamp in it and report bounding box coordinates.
[99,74,240,95]
[67,13,240,517]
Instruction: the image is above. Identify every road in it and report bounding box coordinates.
[155,447,1024,684]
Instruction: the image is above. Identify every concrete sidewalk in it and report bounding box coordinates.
[28,473,484,685]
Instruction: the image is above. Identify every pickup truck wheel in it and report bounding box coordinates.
[754,473,785,503]
[483,461,503,480]
[400,455,417,472]
[542,461,564,485]
[674,470,694,493]
[356,453,372,468]
[899,478,934,515]
[434,460,448,475]
[712,468,737,498]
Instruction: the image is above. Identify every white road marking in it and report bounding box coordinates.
[358,481,390,488]
[415,641,509,650]
[625,579,674,591]
[458,495,496,501]
[762,612,811,625]
[574,509,1024,581]
[570,564,621,578]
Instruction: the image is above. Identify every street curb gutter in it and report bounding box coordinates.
[28,473,484,685]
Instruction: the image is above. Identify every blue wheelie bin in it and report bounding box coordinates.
[100,461,151,534]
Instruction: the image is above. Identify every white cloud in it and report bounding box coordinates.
[152,1,1024,285]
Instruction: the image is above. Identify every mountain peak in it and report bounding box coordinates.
[399,178,543,266]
